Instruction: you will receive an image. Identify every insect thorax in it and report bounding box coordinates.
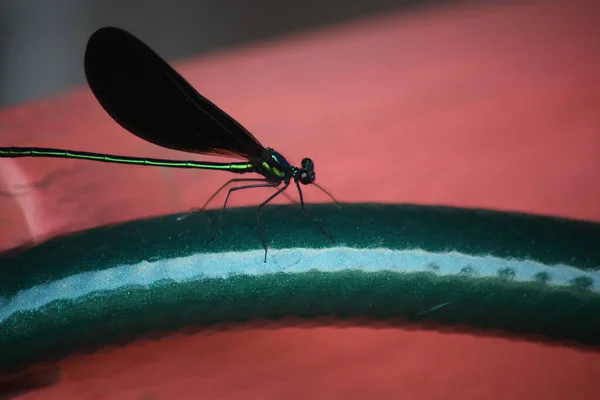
[253,148,293,182]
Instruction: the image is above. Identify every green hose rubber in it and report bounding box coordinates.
[1,203,599,373]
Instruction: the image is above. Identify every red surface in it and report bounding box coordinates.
[1,0,600,398]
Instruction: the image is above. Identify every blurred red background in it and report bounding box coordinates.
[1,0,599,398]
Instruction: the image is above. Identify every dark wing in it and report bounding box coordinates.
[84,26,264,160]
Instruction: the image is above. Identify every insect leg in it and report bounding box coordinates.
[295,180,335,243]
[199,178,267,211]
[255,182,291,262]
[313,182,341,207]
[198,178,297,211]
[206,180,279,245]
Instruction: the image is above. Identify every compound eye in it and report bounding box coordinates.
[298,170,315,185]
[301,158,314,171]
